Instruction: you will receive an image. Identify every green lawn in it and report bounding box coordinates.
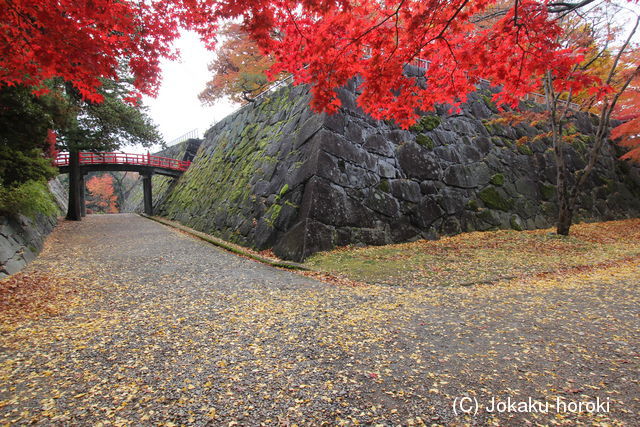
[304,218,640,286]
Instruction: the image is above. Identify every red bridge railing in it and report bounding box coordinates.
[53,152,191,172]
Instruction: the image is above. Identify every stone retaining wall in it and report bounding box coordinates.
[125,82,640,261]
[0,178,67,277]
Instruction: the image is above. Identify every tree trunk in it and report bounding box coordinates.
[545,70,576,236]
[556,203,573,235]
[554,156,575,236]
[554,142,574,236]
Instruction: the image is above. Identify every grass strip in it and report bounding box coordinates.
[305,218,640,287]
[140,214,308,271]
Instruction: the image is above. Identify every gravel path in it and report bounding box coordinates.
[1,214,638,425]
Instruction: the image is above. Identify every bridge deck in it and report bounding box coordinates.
[54,152,190,175]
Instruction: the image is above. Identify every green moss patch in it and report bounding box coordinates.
[479,186,513,211]
[466,199,480,211]
[517,144,533,155]
[0,180,59,218]
[378,179,390,193]
[540,183,556,201]
[154,85,301,246]
[419,115,441,131]
[480,93,499,113]
[510,215,524,231]
[265,204,282,227]
[415,133,434,149]
[490,173,505,186]
[409,115,441,132]
[483,121,500,135]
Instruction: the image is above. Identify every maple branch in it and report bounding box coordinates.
[3,0,44,55]
[605,14,639,86]
[284,4,310,46]
[470,7,508,24]
[389,5,402,60]
[340,0,407,56]
[437,36,461,93]
[560,15,640,217]
[379,1,406,66]
[410,0,470,64]
[547,0,600,14]
[579,38,609,71]
[569,66,639,206]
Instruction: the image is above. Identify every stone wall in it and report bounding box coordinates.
[126,85,322,249]
[125,82,640,261]
[121,138,201,213]
[0,178,67,277]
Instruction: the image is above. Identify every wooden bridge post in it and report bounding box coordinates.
[80,174,87,217]
[66,151,82,221]
[142,172,153,216]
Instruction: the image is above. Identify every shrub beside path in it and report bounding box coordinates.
[0,214,638,425]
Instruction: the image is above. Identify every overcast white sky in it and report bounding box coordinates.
[137,31,238,154]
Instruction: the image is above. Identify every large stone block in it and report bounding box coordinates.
[363,134,394,157]
[397,142,442,180]
[273,219,335,261]
[319,129,376,169]
[412,196,445,228]
[389,179,422,203]
[0,186,60,276]
[0,235,17,266]
[364,189,400,218]
[437,187,468,214]
[443,162,490,188]
[301,177,374,227]
[316,151,378,189]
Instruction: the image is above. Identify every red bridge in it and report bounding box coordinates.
[55,151,192,220]
[54,152,191,176]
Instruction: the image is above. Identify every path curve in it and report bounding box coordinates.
[1,214,638,425]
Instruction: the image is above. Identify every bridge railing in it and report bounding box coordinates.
[167,129,200,147]
[53,152,191,172]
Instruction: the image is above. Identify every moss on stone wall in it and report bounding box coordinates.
[490,173,505,186]
[466,199,480,211]
[278,184,289,198]
[517,144,533,156]
[265,204,282,227]
[151,85,312,248]
[480,93,499,113]
[540,183,556,201]
[410,115,441,133]
[121,140,190,213]
[479,186,514,211]
[416,133,434,149]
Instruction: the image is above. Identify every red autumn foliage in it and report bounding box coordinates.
[2,0,631,127]
[0,272,77,321]
[1,0,186,103]
[85,174,118,214]
[613,75,640,162]
[44,129,58,158]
